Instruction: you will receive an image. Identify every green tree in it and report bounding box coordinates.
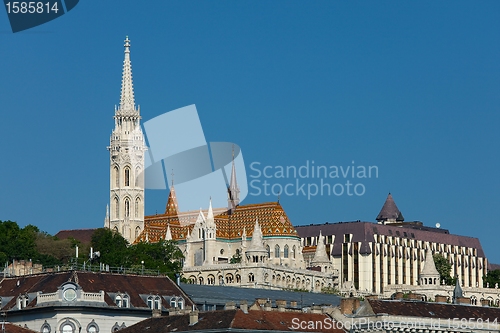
[90,228,130,266]
[0,220,39,261]
[483,269,500,288]
[230,249,242,264]
[433,253,455,285]
[129,240,184,279]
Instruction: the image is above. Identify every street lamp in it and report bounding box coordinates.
[141,260,144,275]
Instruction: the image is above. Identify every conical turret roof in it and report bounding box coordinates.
[311,230,330,265]
[421,250,440,277]
[376,193,404,222]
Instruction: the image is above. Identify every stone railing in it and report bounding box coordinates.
[82,291,104,302]
[37,292,58,303]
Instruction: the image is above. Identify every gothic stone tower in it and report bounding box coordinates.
[106,37,146,243]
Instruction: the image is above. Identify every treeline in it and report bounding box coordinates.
[0,220,77,266]
[0,221,184,279]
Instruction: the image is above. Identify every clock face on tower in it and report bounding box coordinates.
[63,288,77,301]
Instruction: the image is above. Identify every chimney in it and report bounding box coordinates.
[240,300,248,313]
[340,298,360,315]
[434,295,447,303]
[408,292,421,300]
[264,302,272,311]
[456,297,470,305]
[290,300,298,308]
[481,299,490,307]
[152,309,162,318]
[393,292,404,300]
[256,298,266,306]
[225,301,236,310]
[189,310,199,326]
[276,300,286,312]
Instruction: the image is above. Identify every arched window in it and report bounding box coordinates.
[113,226,118,233]
[275,245,280,258]
[41,321,51,333]
[114,197,119,219]
[248,273,254,282]
[135,226,141,239]
[114,166,119,188]
[284,245,289,258]
[124,168,130,187]
[59,320,76,333]
[135,198,140,218]
[266,245,270,258]
[115,295,122,307]
[86,320,99,333]
[170,296,184,309]
[124,198,130,218]
[122,294,129,308]
[147,295,162,310]
[292,246,296,259]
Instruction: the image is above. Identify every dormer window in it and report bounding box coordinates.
[169,296,184,310]
[17,294,28,309]
[147,295,161,309]
[115,293,130,308]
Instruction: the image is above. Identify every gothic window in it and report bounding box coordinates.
[275,245,280,258]
[292,245,296,259]
[248,273,254,282]
[147,296,153,309]
[59,320,76,333]
[41,321,51,333]
[113,226,118,233]
[114,166,119,188]
[154,296,161,309]
[135,198,140,218]
[86,320,99,333]
[124,199,130,218]
[236,274,241,283]
[124,168,130,187]
[114,197,119,219]
[266,245,270,258]
[284,245,289,258]
[135,226,141,239]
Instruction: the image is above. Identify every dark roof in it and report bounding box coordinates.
[180,283,340,308]
[488,262,500,271]
[366,299,500,321]
[120,309,342,333]
[295,221,485,257]
[54,229,97,244]
[376,193,404,222]
[1,324,39,333]
[0,271,194,311]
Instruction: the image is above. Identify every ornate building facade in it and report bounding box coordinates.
[296,194,488,296]
[104,38,337,291]
[104,37,146,244]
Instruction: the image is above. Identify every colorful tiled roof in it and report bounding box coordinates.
[137,200,299,244]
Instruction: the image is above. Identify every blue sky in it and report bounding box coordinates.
[1,2,499,263]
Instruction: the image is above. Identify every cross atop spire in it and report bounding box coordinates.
[118,36,137,115]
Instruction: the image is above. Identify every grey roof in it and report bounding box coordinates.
[179,283,340,308]
[295,221,486,258]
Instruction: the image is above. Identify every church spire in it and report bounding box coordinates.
[165,183,179,215]
[376,193,404,223]
[228,146,240,211]
[118,36,137,115]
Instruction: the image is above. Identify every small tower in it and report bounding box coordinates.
[452,277,463,304]
[376,193,404,224]
[203,199,217,265]
[419,249,440,286]
[310,231,332,272]
[245,218,268,263]
[108,37,146,244]
[227,148,240,213]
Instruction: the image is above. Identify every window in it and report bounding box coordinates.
[124,168,130,186]
[292,246,296,259]
[59,320,76,333]
[114,197,119,219]
[124,198,130,218]
[275,245,280,258]
[115,295,122,307]
[41,321,51,333]
[135,226,141,239]
[170,296,184,309]
[114,166,119,187]
[147,295,162,310]
[266,245,270,258]
[248,273,254,282]
[86,320,99,333]
[284,245,289,258]
[135,198,140,218]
